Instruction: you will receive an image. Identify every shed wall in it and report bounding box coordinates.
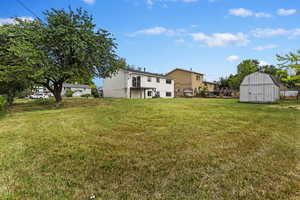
[240,72,280,103]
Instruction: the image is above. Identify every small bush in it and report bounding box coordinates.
[196,86,208,97]
[0,96,5,111]
[91,88,100,98]
[66,90,75,97]
[81,94,92,98]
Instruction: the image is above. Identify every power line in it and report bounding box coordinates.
[16,0,42,22]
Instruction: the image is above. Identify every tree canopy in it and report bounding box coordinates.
[0,8,121,103]
[0,24,32,104]
[218,59,289,92]
[277,50,300,101]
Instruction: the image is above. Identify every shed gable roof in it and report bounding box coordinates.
[240,72,283,87]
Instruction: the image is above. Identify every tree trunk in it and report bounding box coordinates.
[297,87,300,103]
[53,84,63,103]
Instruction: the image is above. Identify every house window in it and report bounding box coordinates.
[166,92,172,97]
[156,77,160,83]
[147,77,152,82]
[132,76,141,87]
[166,79,172,84]
[147,91,152,97]
[196,75,201,80]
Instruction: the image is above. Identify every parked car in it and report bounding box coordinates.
[29,93,49,99]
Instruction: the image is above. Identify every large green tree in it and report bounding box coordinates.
[0,24,32,104]
[277,50,300,102]
[6,8,120,103]
[237,59,260,78]
[224,59,260,90]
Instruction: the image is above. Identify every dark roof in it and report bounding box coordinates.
[203,81,217,85]
[269,75,283,88]
[63,83,90,89]
[125,68,174,79]
[166,68,204,76]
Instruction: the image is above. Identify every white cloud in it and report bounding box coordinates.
[83,0,96,4]
[128,26,186,37]
[251,28,300,39]
[255,12,272,18]
[190,32,250,47]
[0,17,34,26]
[253,44,278,51]
[259,61,270,66]
[277,9,297,16]
[229,8,271,18]
[229,8,253,17]
[226,55,240,62]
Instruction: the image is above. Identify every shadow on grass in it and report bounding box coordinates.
[8,98,110,114]
[0,110,6,120]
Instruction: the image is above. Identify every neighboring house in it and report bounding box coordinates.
[32,83,91,97]
[240,72,280,103]
[166,68,204,97]
[203,81,218,93]
[32,86,53,97]
[103,68,175,99]
[62,83,91,97]
[280,88,299,98]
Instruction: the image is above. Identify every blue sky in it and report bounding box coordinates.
[1,0,300,85]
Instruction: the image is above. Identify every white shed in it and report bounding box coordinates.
[240,72,280,103]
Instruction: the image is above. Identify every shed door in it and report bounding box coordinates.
[249,85,264,102]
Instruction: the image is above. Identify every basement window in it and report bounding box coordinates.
[166,92,172,97]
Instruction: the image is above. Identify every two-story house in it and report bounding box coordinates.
[166,68,204,97]
[103,68,175,99]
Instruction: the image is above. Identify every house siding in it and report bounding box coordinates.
[103,70,128,98]
[166,69,204,96]
[103,69,174,99]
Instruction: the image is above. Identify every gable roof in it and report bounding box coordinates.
[269,75,283,88]
[166,68,204,76]
[241,72,285,88]
[204,81,217,85]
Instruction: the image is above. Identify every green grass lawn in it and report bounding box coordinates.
[0,98,299,200]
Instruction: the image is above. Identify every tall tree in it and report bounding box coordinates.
[224,59,260,91]
[277,51,300,102]
[8,8,120,103]
[259,65,278,76]
[0,24,32,104]
[237,59,260,78]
